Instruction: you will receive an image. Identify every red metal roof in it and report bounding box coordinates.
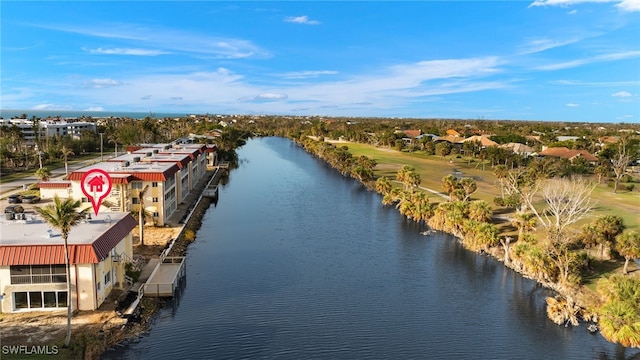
[38,181,71,188]
[0,214,137,266]
[68,165,178,182]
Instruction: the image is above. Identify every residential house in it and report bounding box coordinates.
[460,135,498,148]
[0,212,136,312]
[500,143,535,157]
[538,147,598,163]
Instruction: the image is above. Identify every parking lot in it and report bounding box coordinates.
[2,194,51,217]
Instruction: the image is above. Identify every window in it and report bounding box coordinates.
[153,212,159,217]
[10,265,66,284]
[132,198,140,204]
[97,281,101,291]
[104,271,111,286]
[13,291,67,310]
[82,197,89,203]
[152,182,158,187]
[152,197,158,203]
[131,182,143,189]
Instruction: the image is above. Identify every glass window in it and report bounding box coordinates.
[97,281,101,291]
[152,182,158,187]
[29,292,43,308]
[152,197,158,202]
[132,198,140,204]
[58,292,68,307]
[104,271,111,285]
[14,292,28,309]
[44,292,57,308]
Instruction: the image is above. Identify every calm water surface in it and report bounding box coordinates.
[103,137,639,360]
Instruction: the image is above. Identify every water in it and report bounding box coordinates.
[103,137,638,360]
[0,109,190,119]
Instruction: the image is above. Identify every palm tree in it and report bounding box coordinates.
[511,212,536,240]
[615,231,640,275]
[35,167,52,181]
[468,200,493,222]
[596,275,640,347]
[137,185,150,245]
[34,196,89,347]
[375,176,392,195]
[60,145,74,177]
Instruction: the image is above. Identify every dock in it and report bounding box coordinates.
[143,256,186,297]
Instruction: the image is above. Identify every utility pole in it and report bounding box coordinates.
[100,133,104,162]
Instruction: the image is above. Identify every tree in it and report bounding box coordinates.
[137,185,150,245]
[60,145,74,176]
[593,215,625,259]
[396,165,420,192]
[34,196,89,347]
[610,137,632,193]
[375,176,392,195]
[523,177,596,284]
[615,231,640,275]
[468,200,493,222]
[435,142,452,161]
[596,275,640,347]
[35,167,52,181]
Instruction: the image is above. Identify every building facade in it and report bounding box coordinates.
[0,212,136,313]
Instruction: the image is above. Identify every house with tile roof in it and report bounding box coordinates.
[0,212,136,312]
[461,135,498,148]
[538,147,598,163]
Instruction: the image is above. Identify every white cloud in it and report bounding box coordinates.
[36,23,270,59]
[566,103,580,107]
[252,93,288,101]
[280,70,338,79]
[568,9,579,13]
[83,78,124,88]
[85,107,105,111]
[612,91,632,97]
[616,0,640,11]
[85,47,168,56]
[536,50,640,70]
[32,104,73,110]
[528,0,639,11]
[518,37,581,55]
[284,16,321,25]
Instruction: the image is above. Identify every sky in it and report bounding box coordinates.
[1,1,639,123]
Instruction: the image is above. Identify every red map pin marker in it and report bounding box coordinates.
[80,169,113,216]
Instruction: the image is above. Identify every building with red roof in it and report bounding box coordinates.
[538,147,598,163]
[0,212,136,312]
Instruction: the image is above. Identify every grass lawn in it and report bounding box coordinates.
[342,141,640,232]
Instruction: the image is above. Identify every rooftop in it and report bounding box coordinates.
[0,212,132,246]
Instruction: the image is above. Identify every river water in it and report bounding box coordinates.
[103,137,638,360]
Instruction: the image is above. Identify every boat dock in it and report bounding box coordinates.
[143,256,186,297]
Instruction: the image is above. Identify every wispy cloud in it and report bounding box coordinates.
[85,47,168,56]
[279,70,338,79]
[251,93,288,101]
[30,22,269,59]
[84,107,104,111]
[284,16,321,25]
[518,37,581,55]
[566,103,580,107]
[612,91,632,97]
[536,50,640,70]
[83,78,125,88]
[33,103,73,111]
[528,0,640,12]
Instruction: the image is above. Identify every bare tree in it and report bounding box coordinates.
[611,137,632,193]
[523,177,596,284]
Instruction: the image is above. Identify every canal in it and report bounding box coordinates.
[103,137,638,359]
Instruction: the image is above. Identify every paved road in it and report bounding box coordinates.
[0,155,112,197]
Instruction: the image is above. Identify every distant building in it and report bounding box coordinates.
[0,212,136,312]
[538,147,598,163]
[0,118,96,144]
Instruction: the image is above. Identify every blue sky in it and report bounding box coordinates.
[1,1,639,122]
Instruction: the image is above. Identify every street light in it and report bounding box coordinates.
[99,133,104,162]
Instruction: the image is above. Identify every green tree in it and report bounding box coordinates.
[35,166,52,181]
[60,145,75,176]
[34,196,89,347]
[468,200,493,222]
[375,176,393,195]
[615,231,640,275]
[596,275,640,348]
